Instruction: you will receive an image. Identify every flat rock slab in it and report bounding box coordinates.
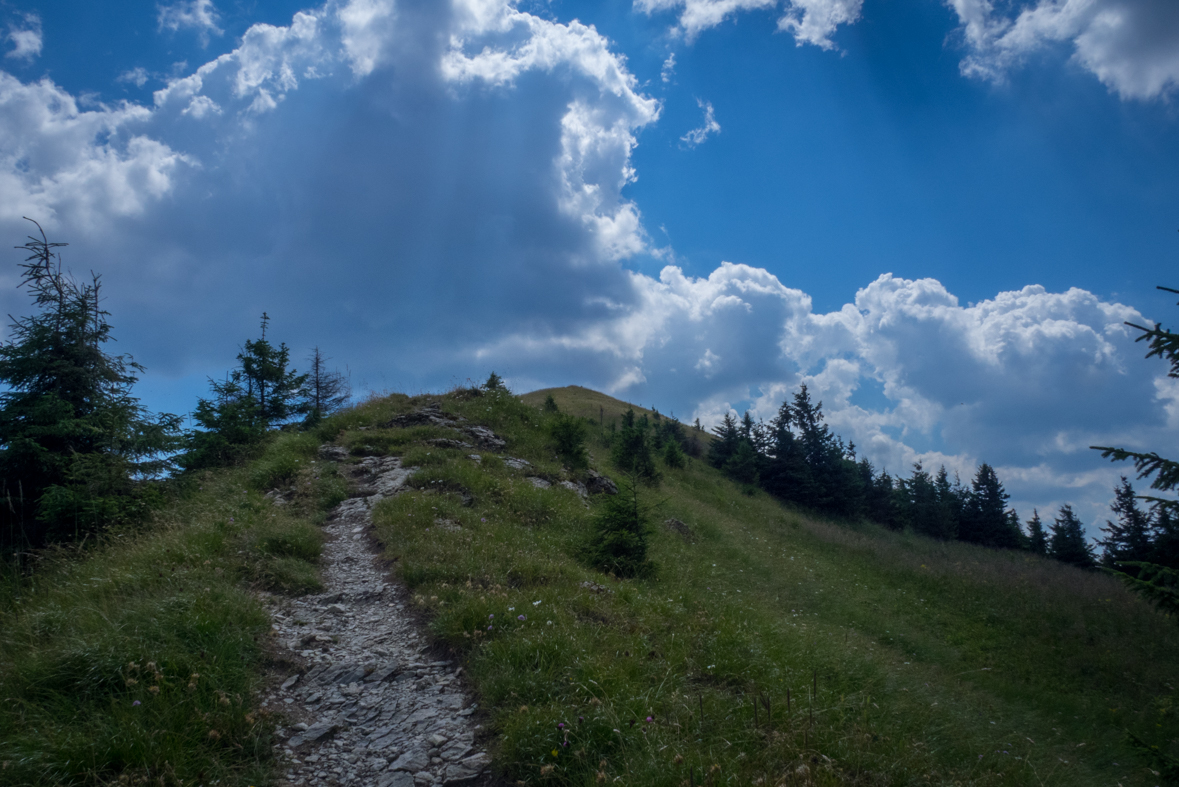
[261,452,490,787]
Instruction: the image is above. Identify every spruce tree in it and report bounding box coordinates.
[662,436,687,469]
[304,346,351,423]
[611,408,658,483]
[1092,283,1179,605]
[960,464,1021,548]
[183,314,309,469]
[933,465,963,540]
[724,440,760,487]
[707,412,740,469]
[583,474,655,578]
[906,462,946,539]
[1152,505,1179,569]
[1048,504,1096,568]
[1026,509,1048,555]
[237,313,309,427]
[1099,477,1154,569]
[0,220,181,546]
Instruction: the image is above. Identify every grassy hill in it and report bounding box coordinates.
[2,384,1177,786]
[521,385,712,446]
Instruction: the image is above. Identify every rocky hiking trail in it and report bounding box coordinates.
[260,448,494,787]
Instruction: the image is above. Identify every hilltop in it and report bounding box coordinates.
[1,384,1177,786]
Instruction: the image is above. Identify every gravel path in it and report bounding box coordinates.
[262,453,492,787]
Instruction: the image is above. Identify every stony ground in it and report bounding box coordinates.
[261,452,495,787]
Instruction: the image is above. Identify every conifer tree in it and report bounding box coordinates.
[483,371,506,392]
[611,408,658,483]
[583,473,655,578]
[1099,477,1154,569]
[960,464,1021,548]
[183,314,308,469]
[304,346,351,423]
[663,437,687,469]
[933,465,963,540]
[1026,509,1049,555]
[724,440,760,487]
[1049,504,1096,568]
[238,313,309,427]
[905,462,946,539]
[707,412,740,469]
[0,220,181,546]
[1152,506,1179,569]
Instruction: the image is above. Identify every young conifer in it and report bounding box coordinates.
[1049,504,1096,568]
[0,220,180,545]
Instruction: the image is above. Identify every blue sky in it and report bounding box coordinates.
[3,0,1179,534]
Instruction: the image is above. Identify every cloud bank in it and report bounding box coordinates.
[0,0,1170,533]
[947,0,1179,99]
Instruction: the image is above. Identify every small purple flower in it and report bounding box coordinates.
[487,625,493,630]
[557,723,565,729]
[488,614,494,619]
[562,741,569,747]
[646,716,653,723]
[481,518,487,522]
[578,716,584,723]
[518,615,526,621]
[229,517,235,523]
[132,700,141,706]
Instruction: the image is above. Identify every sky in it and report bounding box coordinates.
[2,0,1179,536]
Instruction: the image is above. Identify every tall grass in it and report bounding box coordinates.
[335,387,1179,787]
[0,432,335,786]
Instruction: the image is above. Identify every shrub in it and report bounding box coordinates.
[549,414,588,470]
[582,475,655,578]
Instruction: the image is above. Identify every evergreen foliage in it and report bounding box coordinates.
[1049,504,1096,568]
[1092,283,1179,600]
[1099,477,1155,570]
[610,408,659,483]
[1026,510,1048,555]
[662,436,687,469]
[723,440,760,488]
[548,414,588,470]
[542,393,559,414]
[0,221,181,547]
[183,315,308,470]
[582,474,655,578]
[483,371,506,392]
[960,464,1021,548]
[1109,562,1179,618]
[304,346,351,424]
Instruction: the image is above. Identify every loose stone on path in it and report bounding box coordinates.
[261,450,493,787]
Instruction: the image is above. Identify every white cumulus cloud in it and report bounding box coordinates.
[946,0,1179,100]
[634,0,860,47]
[5,12,42,61]
[681,98,720,146]
[158,0,224,44]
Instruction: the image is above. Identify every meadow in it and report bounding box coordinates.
[1,384,1176,786]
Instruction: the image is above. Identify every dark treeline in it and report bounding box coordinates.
[704,384,1179,572]
[0,223,352,553]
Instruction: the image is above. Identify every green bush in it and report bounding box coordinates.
[582,476,655,578]
[548,414,588,470]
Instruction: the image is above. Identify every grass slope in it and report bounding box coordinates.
[3,385,1177,787]
[343,387,1178,787]
[521,386,712,446]
[0,432,346,786]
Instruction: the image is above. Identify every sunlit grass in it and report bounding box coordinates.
[344,386,1178,786]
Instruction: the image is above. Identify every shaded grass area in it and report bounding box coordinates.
[323,387,1179,787]
[0,432,339,786]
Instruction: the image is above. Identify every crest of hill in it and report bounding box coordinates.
[520,385,712,443]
